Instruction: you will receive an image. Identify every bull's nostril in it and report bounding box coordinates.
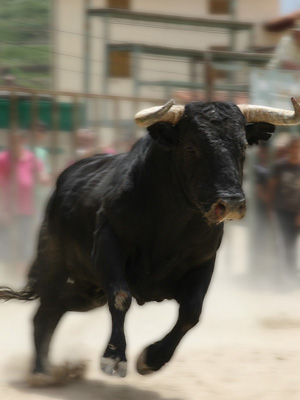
[219,203,226,212]
[214,197,245,222]
[238,201,246,212]
[215,202,226,215]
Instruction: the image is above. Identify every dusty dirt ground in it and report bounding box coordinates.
[1,267,300,400]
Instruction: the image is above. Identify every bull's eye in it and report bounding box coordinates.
[185,146,196,154]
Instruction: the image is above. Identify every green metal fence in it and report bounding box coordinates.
[0,98,85,131]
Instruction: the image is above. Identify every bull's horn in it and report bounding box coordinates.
[135,99,185,127]
[238,97,300,125]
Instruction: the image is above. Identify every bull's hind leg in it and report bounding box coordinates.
[33,305,63,374]
[30,302,66,385]
[28,231,88,385]
[30,282,102,387]
[28,230,68,384]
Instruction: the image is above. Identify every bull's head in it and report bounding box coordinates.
[135,98,300,224]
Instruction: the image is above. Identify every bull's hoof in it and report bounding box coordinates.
[136,349,154,376]
[28,361,87,387]
[101,357,127,377]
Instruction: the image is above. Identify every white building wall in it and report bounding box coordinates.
[53,0,85,92]
[53,0,281,96]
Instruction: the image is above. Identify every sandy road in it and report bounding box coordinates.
[1,269,300,400]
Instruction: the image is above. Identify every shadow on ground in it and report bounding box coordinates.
[10,378,183,400]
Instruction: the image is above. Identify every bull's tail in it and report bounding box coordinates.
[0,282,39,302]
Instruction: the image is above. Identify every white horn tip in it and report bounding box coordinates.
[168,99,175,106]
[134,99,176,127]
[291,97,300,112]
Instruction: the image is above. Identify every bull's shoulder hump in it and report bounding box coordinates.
[56,153,126,187]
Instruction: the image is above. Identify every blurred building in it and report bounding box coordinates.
[52,0,281,101]
[264,8,300,32]
[251,10,300,109]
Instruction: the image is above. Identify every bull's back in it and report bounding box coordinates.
[42,154,125,260]
[48,154,122,225]
[30,154,127,285]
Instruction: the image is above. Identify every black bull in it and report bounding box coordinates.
[0,101,275,382]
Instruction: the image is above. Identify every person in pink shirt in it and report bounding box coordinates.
[0,130,49,274]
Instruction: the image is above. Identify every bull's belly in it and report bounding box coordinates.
[125,264,191,305]
[125,245,219,305]
[131,284,175,305]
[62,234,219,306]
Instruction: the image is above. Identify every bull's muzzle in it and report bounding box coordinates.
[213,195,246,222]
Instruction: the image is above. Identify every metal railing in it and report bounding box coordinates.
[0,86,166,171]
[0,87,166,273]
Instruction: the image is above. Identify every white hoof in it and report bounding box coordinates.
[101,357,127,377]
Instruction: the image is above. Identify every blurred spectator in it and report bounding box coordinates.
[74,128,99,161]
[0,130,49,276]
[32,121,51,174]
[268,137,300,287]
[268,20,300,70]
[2,74,16,87]
[255,143,271,215]
[30,121,53,221]
[70,128,116,164]
[274,142,288,161]
[101,145,116,155]
[250,143,273,287]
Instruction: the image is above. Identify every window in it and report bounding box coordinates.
[107,0,130,9]
[109,51,131,78]
[209,0,230,15]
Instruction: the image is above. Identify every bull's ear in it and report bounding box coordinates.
[147,122,177,150]
[245,122,275,146]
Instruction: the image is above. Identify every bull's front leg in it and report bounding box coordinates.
[137,258,215,375]
[92,219,131,377]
